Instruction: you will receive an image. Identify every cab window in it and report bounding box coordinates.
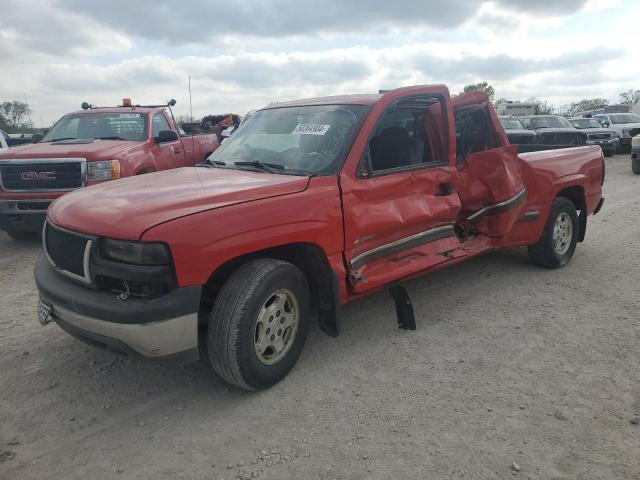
[152,113,171,138]
[368,95,447,173]
[455,105,501,158]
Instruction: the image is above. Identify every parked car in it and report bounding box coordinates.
[520,115,587,147]
[1,129,34,147]
[632,134,640,174]
[35,86,605,390]
[568,117,618,157]
[0,100,220,240]
[0,131,8,151]
[593,113,640,153]
[498,116,537,145]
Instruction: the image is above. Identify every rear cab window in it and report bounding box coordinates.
[455,105,501,160]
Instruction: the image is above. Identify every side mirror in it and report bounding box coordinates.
[154,130,179,143]
[601,122,609,128]
[31,133,44,143]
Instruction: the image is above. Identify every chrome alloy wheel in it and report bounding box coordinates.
[552,212,573,255]
[254,288,299,365]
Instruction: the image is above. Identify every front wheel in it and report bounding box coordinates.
[527,197,578,269]
[633,157,640,174]
[207,259,310,390]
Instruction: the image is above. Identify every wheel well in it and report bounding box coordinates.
[199,243,340,336]
[556,185,586,242]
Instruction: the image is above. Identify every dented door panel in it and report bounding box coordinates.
[341,166,462,290]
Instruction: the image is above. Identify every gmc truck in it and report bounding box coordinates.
[34,86,605,391]
[0,101,220,239]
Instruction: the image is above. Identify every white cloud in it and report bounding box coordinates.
[0,0,637,125]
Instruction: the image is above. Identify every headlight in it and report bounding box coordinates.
[99,238,171,265]
[88,160,121,180]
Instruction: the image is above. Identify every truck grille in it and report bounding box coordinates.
[0,159,85,192]
[507,133,536,145]
[43,221,93,282]
[538,132,587,146]
[588,133,612,140]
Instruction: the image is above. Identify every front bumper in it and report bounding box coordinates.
[586,138,618,152]
[34,255,201,363]
[0,199,50,232]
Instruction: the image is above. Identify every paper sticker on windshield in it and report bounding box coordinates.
[118,113,141,118]
[292,124,331,135]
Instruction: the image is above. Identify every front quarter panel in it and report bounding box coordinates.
[141,176,344,287]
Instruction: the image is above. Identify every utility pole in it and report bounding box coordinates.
[188,75,193,123]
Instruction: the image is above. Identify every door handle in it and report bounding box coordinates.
[436,182,454,196]
[172,146,182,154]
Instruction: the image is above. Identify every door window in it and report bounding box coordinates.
[455,106,500,159]
[152,113,171,138]
[368,97,447,173]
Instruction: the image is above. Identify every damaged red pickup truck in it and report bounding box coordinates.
[35,86,605,390]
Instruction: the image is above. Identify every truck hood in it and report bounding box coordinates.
[0,139,139,160]
[49,167,310,239]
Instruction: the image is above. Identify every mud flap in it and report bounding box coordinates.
[389,284,416,330]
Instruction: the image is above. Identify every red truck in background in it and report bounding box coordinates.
[0,100,220,239]
[35,85,605,391]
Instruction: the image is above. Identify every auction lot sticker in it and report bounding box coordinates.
[292,124,331,135]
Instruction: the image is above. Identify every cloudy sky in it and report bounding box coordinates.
[1,0,637,125]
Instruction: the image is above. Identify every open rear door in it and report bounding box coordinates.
[452,92,527,237]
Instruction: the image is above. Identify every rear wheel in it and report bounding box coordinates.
[5,230,38,241]
[527,197,578,269]
[207,259,310,390]
[633,157,640,174]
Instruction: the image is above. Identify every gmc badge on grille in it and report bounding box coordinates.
[21,171,56,181]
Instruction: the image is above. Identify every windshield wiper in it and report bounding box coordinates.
[197,158,226,168]
[95,136,128,141]
[234,160,285,174]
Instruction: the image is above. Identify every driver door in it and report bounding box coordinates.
[150,112,187,170]
[340,89,462,293]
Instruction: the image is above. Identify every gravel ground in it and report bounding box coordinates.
[1,154,639,480]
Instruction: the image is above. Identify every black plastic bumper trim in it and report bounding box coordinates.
[35,255,201,325]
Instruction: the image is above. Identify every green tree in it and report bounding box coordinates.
[0,101,33,132]
[462,82,495,102]
[619,89,640,105]
[567,98,608,116]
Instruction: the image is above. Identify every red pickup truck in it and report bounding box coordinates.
[0,102,220,239]
[34,86,605,390]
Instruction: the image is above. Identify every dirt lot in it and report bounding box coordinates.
[0,154,638,480]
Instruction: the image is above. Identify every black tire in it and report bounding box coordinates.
[603,150,613,158]
[207,259,310,390]
[5,230,38,241]
[527,197,578,269]
[633,157,640,174]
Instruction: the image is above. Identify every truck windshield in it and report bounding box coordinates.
[609,113,640,124]
[530,116,572,129]
[499,118,526,130]
[207,104,368,174]
[42,112,148,142]
[570,119,602,129]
